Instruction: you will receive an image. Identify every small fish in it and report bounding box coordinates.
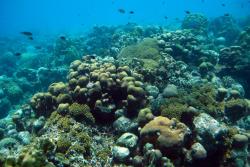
[28,37,33,40]
[221,3,226,7]
[60,36,66,40]
[20,31,33,36]
[35,46,42,50]
[129,11,134,14]
[118,9,125,14]
[164,16,168,19]
[84,55,96,60]
[14,52,22,56]
[224,13,230,17]
[185,10,191,14]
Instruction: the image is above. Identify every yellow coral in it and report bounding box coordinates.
[69,103,95,124]
[140,116,190,149]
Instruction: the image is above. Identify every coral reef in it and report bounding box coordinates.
[118,38,161,70]
[140,116,191,158]
[209,15,240,45]
[0,22,249,167]
[182,13,209,35]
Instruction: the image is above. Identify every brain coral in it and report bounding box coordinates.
[140,116,190,154]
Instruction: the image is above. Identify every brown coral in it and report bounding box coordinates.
[140,116,190,157]
[30,92,57,117]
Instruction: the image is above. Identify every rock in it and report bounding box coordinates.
[132,155,143,167]
[33,116,45,132]
[162,84,178,98]
[232,134,248,149]
[7,129,18,138]
[0,98,11,119]
[112,146,130,162]
[114,109,125,119]
[144,149,162,166]
[137,108,154,126]
[225,99,249,122]
[0,128,4,140]
[230,134,249,167]
[191,142,207,159]
[116,133,138,150]
[145,85,159,98]
[231,83,245,97]
[237,115,250,130]
[216,87,228,101]
[0,138,19,149]
[215,37,226,45]
[193,113,228,151]
[157,39,166,47]
[113,116,138,134]
[17,131,31,145]
[57,103,69,115]
[230,90,241,99]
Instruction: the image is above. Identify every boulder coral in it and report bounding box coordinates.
[140,116,190,158]
[30,92,57,117]
[118,38,161,70]
[182,13,208,35]
[69,103,95,124]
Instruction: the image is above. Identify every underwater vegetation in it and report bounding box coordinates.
[0,9,250,167]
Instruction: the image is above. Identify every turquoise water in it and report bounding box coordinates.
[1,0,250,36]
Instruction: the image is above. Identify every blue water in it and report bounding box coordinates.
[1,0,250,37]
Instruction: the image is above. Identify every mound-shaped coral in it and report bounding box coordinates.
[30,92,57,117]
[140,116,190,158]
[118,38,161,70]
[182,13,208,35]
[209,15,240,45]
[68,57,147,121]
[69,103,95,124]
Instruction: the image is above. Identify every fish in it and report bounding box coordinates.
[224,13,230,17]
[221,3,226,7]
[35,46,42,50]
[20,31,33,36]
[185,10,191,14]
[14,52,22,56]
[28,37,33,40]
[60,36,66,40]
[129,11,134,14]
[164,16,168,19]
[118,9,125,14]
[84,55,96,61]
